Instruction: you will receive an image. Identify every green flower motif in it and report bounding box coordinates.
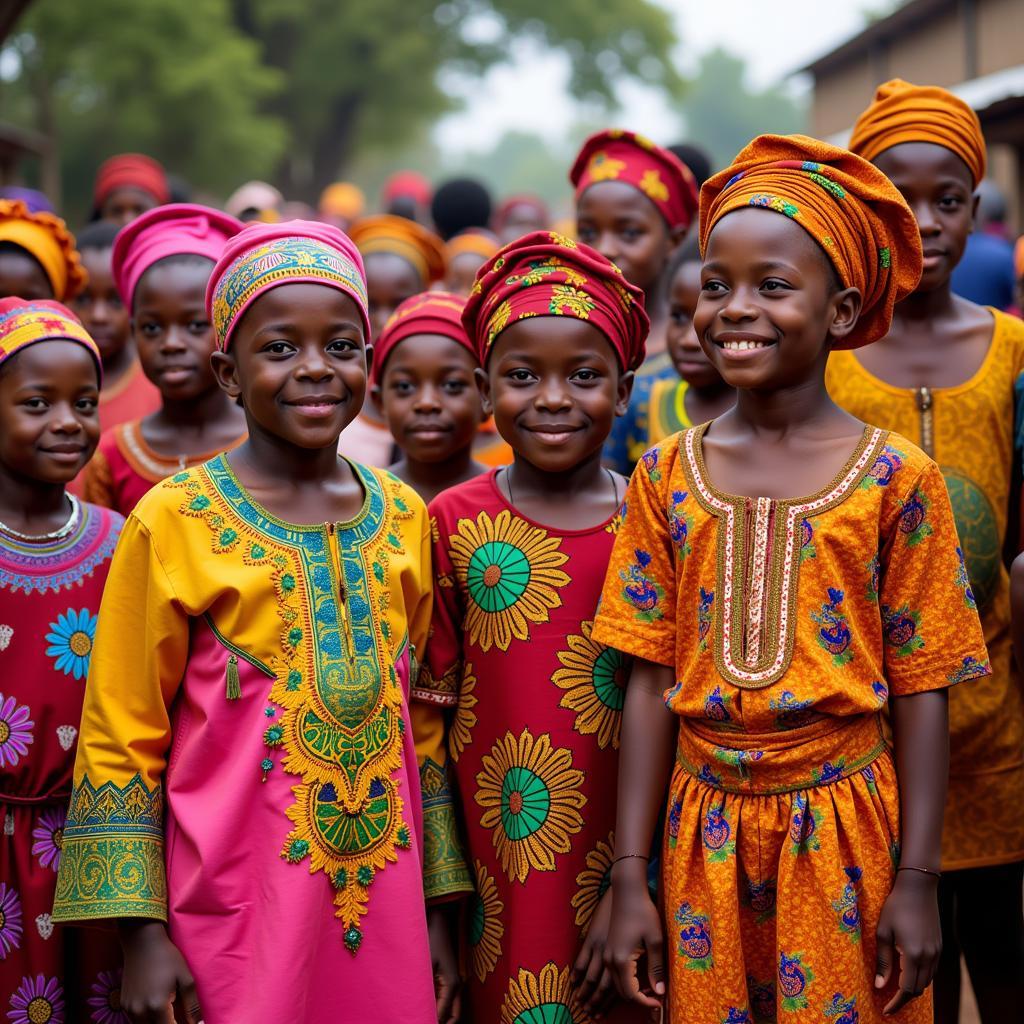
[287,627,302,647]
[394,497,409,512]
[285,838,309,862]
[260,757,274,773]
[334,868,348,889]
[344,926,362,954]
[286,669,302,691]
[397,825,412,848]
[264,725,284,746]
[357,865,374,887]
[218,528,237,547]
[280,573,295,592]
[190,495,211,512]
[373,562,385,584]
[172,471,190,483]
[250,543,266,560]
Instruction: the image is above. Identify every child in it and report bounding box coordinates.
[444,230,500,297]
[52,221,472,1023]
[92,153,170,226]
[371,290,487,504]
[597,135,986,1024]
[0,299,124,1017]
[81,204,247,516]
[571,129,698,474]
[492,194,550,245]
[71,220,160,431]
[422,231,649,1022]
[832,80,1024,1023]
[0,199,86,304]
[646,247,734,445]
[342,214,448,467]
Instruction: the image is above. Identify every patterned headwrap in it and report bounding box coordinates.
[849,79,986,187]
[372,291,473,386]
[93,153,170,209]
[700,134,922,349]
[112,203,242,307]
[348,215,446,286]
[205,220,369,352]
[462,231,649,370]
[0,200,87,303]
[444,229,500,265]
[0,297,102,378]
[570,129,699,231]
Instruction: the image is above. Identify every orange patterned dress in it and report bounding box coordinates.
[827,309,1024,870]
[593,425,990,1024]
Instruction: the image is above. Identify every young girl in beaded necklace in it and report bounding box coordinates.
[53,221,472,1023]
[596,135,989,1024]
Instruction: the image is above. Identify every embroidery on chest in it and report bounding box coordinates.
[681,426,886,689]
[173,460,413,953]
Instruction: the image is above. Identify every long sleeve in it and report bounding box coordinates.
[408,514,472,901]
[53,513,188,923]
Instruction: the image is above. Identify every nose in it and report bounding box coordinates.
[534,374,572,412]
[50,401,85,435]
[159,325,188,353]
[412,383,442,412]
[294,345,335,382]
[913,198,941,236]
[719,284,759,323]
[594,229,622,266]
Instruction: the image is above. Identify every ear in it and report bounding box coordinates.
[615,369,635,417]
[210,350,241,399]
[364,342,374,378]
[369,381,384,415]
[474,366,493,417]
[826,286,864,347]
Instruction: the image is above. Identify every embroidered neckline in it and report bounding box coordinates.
[682,423,886,689]
[117,420,244,483]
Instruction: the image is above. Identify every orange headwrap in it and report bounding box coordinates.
[0,200,87,302]
[700,134,922,349]
[444,229,500,264]
[348,214,446,286]
[848,79,986,186]
[319,182,365,221]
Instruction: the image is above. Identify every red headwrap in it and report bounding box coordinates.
[93,154,170,209]
[570,130,698,231]
[462,231,648,370]
[372,291,473,386]
[382,171,432,208]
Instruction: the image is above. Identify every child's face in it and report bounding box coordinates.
[364,253,422,341]
[99,187,158,226]
[575,182,677,293]
[479,316,631,474]
[667,260,721,389]
[0,247,53,301]
[694,208,858,392]
[73,247,130,365]
[214,282,368,451]
[873,142,976,295]
[133,259,218,402]
[0,341,100,483]
[374,334,482,464]
[497,202,547,245]
[446,252,486,297]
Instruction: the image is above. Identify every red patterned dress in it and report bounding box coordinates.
[0,500,125,1022]
[422,470,644,1023]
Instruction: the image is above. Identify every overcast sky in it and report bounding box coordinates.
[436,0,873,152]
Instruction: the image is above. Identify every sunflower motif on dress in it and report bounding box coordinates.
[468,859,505,983]
[448,510,570,652]
[500,961,586,1024]
[571,832,614,932]
[449,662,478,763]
[475,729,586,883]
[552,621,628,750]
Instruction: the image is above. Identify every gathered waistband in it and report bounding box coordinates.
[676,713,888,795]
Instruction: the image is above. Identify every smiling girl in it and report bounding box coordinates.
[0,299,124,1020]
[52,221,471,1024]
[596,135,988,1024]
[81,204,246,515]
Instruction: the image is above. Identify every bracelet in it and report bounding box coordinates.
[612,853,650,865]
[897,865,941,879]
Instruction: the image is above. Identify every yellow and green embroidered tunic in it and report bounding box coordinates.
[53,455,470,1023]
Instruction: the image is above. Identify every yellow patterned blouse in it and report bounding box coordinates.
[827,309,1024,869]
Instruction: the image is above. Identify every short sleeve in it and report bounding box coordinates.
[81,446,115,510]
[592,442,677,665]
[879,459,991,695]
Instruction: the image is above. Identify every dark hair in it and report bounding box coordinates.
[75,220,120,252]
[0,241,49,283]
[666,236,702,285]
[668,143,713,188]
[431,178,493,241]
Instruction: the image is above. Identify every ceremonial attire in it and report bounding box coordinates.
[594,427,989,1024]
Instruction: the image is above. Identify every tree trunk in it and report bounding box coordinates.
[308,90,365,202]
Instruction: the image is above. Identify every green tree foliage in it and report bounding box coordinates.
[680,48,807,171]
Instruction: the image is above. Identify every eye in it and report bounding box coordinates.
[761,279,791,292]
[442,379,468,395]
[263,340,295,356]
[327,338,360,357]
[620,227,642,241]
[669,305,691,326]
[76,397,99,413]
[701,280,727,294]
[507,368,536,384]
[938,195,963,211]
[22,397,48,410]
[138,321,161,337]
[571,368,601,383]
[390,380,415,395]
[188,319,211,334]
[576,225,596,243]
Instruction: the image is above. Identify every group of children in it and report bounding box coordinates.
[0,79,1021,1024]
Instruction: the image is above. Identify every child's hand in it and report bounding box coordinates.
[571,887,618,1018]
[427,904,462,1024]
[874,869,942,1015]
[118,920,202,1023]
[604,866,665,1016]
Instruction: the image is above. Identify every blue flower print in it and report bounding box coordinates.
[45,608,97,680]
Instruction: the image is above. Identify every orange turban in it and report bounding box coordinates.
[0,200,87,302]
[445,229,500,264]
[849,79,986,186]
[700,134,922,349]
[348,214,446,286]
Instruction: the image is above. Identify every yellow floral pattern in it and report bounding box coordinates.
[469,859,505,983]
[571,832,614,932]
[500,962,586,1024]
[450,661,479,762]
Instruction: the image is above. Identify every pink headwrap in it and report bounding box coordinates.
[205,220,370,352]
[112,203,242,307]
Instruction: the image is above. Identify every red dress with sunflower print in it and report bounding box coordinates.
[592,426,990,1024]
[422,471,645,1024]
[0,501,126,1023]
